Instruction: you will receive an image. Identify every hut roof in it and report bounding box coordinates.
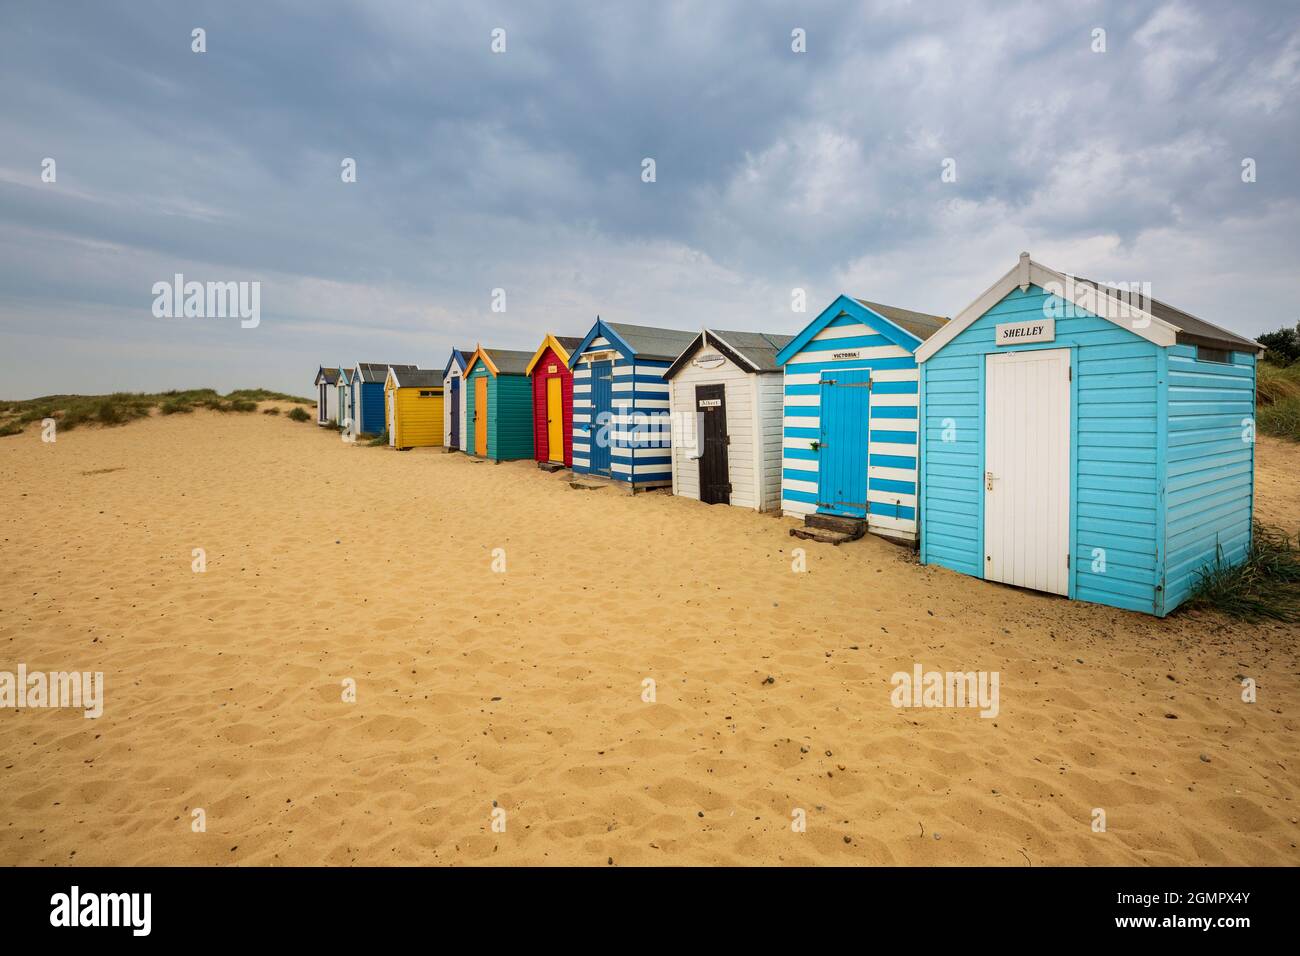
[916,254,1263,362]
[356,362,415,383]
[443,348,470,377]
[469,347,534,376]
[853,301,948,342]
[665,330,796,379]
[603,322,698,361]
[1073,278,1260,353]
[315,367,340,385]
[390,368,443,388]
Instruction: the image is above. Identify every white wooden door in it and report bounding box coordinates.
[983,348,1071,595]
[388,392,396,445]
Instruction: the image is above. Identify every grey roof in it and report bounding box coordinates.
[1075,278,1260,352]
[481,348,534,376]
[854,300,949,341]
[554,336,585,355]
[605,322,699,360]
[356,362,416,383]
[708,330,796,372]
[391,368,443,388]
[315,367,340,385]
[339,367,355,381]
[665,329,796,379]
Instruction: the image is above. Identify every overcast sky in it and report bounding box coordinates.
[1,0,1297,399]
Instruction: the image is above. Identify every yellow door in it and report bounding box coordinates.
[546,376,563,463]
[474,375,488,456]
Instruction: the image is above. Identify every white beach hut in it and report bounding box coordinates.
[663,329,793,511]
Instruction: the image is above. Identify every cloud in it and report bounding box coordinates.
[0,0,1296,398]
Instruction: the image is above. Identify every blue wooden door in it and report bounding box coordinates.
[817,368,871,517]
[590,360,613,476]
[450,375,460,448]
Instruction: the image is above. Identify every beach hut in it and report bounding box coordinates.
[383,367,444,449]
[568,319,697,489]
[442,348,471,451]
[664,329,794,510]
[314,367,340,425]
[336,368,354,433]
[776,296,948,543]
[463,347,535,461]
[525,334,584,469]
[349,363,415,437]
[915,253,1262,616]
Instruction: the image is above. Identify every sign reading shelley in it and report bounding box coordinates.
[995,319,1055,346]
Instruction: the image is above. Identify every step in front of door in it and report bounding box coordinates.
[805,513,866,538]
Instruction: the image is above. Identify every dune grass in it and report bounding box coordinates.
[1257,362,1300,442]
[287,406,312,422]
[0,389,312,436]
[1185,522,1300,622]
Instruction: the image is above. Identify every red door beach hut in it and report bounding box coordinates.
[526,334,583,469]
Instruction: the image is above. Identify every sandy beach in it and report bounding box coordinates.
[0,407,1296,866]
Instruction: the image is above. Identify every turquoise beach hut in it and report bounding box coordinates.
[775,296,948,543]
[915,253,1262,616]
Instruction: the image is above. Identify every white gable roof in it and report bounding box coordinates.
[915,253,1179,363]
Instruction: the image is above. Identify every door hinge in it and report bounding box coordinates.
[1068,366,1072,381]
[1066,554,1071,569]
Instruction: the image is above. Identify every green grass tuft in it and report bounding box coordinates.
[1186,522,1300,622]
[287,406,312,422]
[0,388,313,434]
[1257,362,1300,442]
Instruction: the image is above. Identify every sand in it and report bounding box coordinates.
[0,408,1296,866]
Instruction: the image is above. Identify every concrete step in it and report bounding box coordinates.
[789,526,857,546]
[537,462,566,473]
[804,513,866,538]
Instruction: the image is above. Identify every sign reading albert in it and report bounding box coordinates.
[994,318,1055,346]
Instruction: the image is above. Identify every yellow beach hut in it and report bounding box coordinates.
[383,366,444,449]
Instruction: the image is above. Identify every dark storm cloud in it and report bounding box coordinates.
[0,0,1297,396]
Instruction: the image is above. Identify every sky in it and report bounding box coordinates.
[1,0,1297,399]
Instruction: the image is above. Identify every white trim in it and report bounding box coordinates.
[914,256,1179,363]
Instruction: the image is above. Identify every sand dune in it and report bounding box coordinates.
[0,408,1296,866]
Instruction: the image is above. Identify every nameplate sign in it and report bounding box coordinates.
[693,353,726,369]
[995,319,1055,345]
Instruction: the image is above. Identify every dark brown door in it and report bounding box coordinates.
[696,384,730,505]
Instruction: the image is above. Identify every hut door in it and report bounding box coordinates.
[450,376,460,448]
[816,369,871,517]
[388,390,396,446]
[984,348,1071,596]
[546,376,564,463]
[474,375,488,455]
[695,384,730,504]
[590,360,613,476]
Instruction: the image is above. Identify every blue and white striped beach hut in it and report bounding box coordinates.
[567,318,697,489]
[915,253,1262,616]
[776,296,948,543]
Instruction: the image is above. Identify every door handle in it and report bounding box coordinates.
[986,471,998,491]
